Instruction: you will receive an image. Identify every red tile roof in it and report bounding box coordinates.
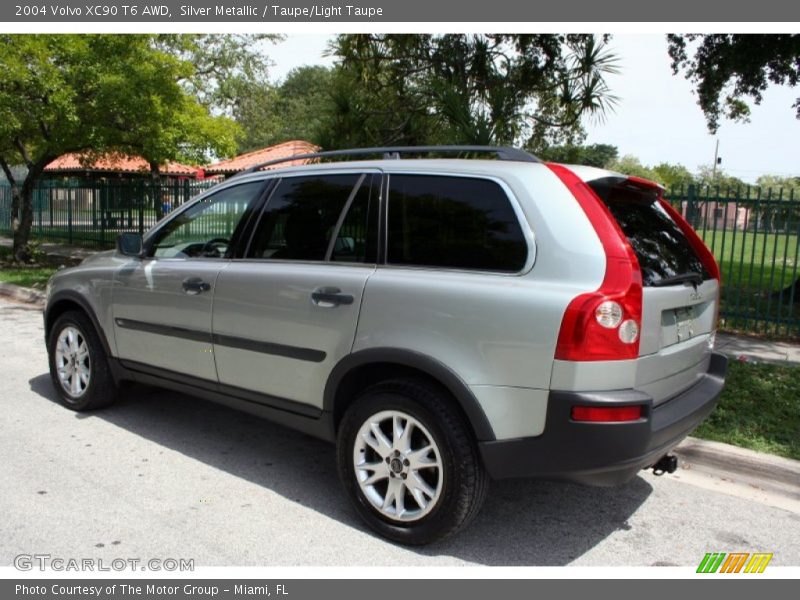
[204,140,320,175]
[44,153,199,177]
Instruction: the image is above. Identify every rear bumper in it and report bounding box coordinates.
[478,352,728,486]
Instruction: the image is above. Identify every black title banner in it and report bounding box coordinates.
[4,579,797,600]
[3,0,800,22]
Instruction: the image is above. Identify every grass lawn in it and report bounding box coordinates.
[694,360,800,461]
[702,230,799,293]
[699,229,800,337]
[0,246,58,290]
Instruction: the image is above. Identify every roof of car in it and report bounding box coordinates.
[227,158,635,187]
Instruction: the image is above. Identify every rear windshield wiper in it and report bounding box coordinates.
[651,272,704,287]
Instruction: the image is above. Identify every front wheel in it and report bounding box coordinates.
[337,380,489,545]
[48,310,117,411]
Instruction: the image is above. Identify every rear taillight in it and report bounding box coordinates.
[571,405,644,422]
[547,164,643,361]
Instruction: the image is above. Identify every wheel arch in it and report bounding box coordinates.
[323,348,496,442]
[44,291,113,357]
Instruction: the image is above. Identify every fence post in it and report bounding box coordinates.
[686,184,697,225]
[36,188,41,233]
[91,179,98,229]
[67,186,73,245]
[138,179,144,235]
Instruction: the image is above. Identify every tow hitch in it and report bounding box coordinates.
[651,454,678,476]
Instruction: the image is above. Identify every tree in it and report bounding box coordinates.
[694,165,747,190]
[325,34,619,149]
[233,66,336,152]
[536,143,618,167]
[756,174,800,199]
[650,162,696,190]
[0,35,241,261]
[154,34,281,114]
[607,155,658,181]
[667,34,800,132]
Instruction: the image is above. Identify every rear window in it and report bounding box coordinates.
[387,174,528,273]
[588,177,709,286]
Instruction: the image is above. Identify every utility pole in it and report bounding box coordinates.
[712,139,720,179]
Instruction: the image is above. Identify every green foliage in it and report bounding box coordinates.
[605,155,751,191]
[537,143,618,167]
[650,162,696,189]
[0,35,240,168]
[695,360,800,460]
[0,245,57,289]
[324,34,619,149]
[667,34,800,133]
[755,175,800,199]
[607,155,658,180]
[0,265,56,290]
[694,165,748,190]
[0,34,249,259]
[234,66,336,152]
[154,34,281,113]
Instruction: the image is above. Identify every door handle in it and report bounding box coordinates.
[182,277,211,294]
[311,287,354,306]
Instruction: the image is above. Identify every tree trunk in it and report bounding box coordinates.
[12,162,48,262]
[7,180,21,246]
[150,161,163,221]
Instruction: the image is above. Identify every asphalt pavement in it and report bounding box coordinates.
[1,298,799,567]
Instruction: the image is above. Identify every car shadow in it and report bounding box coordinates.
[29,373,653,566]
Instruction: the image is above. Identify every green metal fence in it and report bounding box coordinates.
[666,184,799,338]
[1,178,798,337]
[0,178,219,248]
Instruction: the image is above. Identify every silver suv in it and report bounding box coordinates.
[44,146,727,544]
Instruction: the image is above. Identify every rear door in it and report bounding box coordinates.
[211,171,380,410]
[587,177,719,404]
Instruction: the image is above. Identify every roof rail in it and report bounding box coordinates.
[232,145,539,177]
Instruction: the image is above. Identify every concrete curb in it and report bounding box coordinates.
[673,437,800,513]
[0,282,45,308]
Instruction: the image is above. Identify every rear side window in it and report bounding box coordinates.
[247,174,369,261]
[387,175,527,272]
[588,178,709,286]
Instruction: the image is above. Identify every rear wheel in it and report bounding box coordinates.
[337,379,488,545]
[48,310,117,411]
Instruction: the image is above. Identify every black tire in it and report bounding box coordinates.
[337,379,489,545]
[47,310,118,411]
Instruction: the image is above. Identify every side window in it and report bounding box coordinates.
[149,182,263,259]
[331,176,378,263]
[386,175,528,272]
[247,174,371,262]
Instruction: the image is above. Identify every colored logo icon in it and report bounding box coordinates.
[697,552,773,573]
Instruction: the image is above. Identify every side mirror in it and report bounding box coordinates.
[116,233,144,257]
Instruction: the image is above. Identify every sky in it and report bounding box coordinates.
[264,34,799,183]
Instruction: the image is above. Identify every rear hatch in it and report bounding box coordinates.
[587,176,719,405]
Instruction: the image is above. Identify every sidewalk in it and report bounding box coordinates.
[716,332,800,366]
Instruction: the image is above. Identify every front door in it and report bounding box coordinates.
[212,172,380,408]
[112,180,265,381]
